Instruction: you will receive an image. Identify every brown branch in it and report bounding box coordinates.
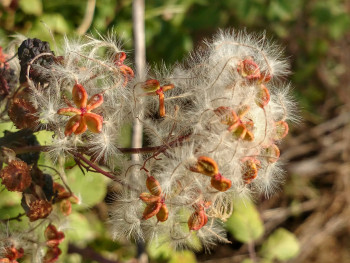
[70,151,115,180]
[0,212,26,223]
[9,133,192,155]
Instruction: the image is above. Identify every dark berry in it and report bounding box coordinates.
[18,38,55,83]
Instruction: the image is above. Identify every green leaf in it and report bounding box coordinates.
[225,198,264,243]
[66,165,108,209]
[65,212,95,243]
[260,228,300,261]
[148,240,196,263]
[169,250,197,263]
[0,189,22,207]
[38,14,71,34]
[0,205,24,219]
[19,0,43,16]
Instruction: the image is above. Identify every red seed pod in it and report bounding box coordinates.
[3,246,24,261]
[243,130,254,142]
[69,194,80,204]
[256,84,270,108]
[242,159,260,184]
[60,199,72,216]
[139,192,161,203]
[210,174,232,192]
[237,105,250,118]
[146,176,162,196]
[45,224,65,248]
[214,106,238,126]
[263,144,280,163]
[259,71,272,83]
[189,156,219,177]
[237,59,261,81]
[273,120,289,140]
[0,160,32,192]
[231,123,247,140]
[43,247,62,263]
[142,201,162,220]
[72,83,88,108]
[52,183,71,200]
[188,210,208,231]
[156,204,169,222]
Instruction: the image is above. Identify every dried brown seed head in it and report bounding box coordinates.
[8,98,39,129]
[0,160,32,192]
[26,199,53,221]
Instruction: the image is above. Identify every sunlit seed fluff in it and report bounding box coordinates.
[106,29,296,251]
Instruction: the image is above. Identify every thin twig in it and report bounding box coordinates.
[77,0,96,35]
[70,151,115,180]
[0,213,26,223]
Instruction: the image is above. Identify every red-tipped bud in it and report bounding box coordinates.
[210,174,232,192]
[237,59,261,80]
[146,176,162,196]
[263,144,280,163]
[242,159,260,184]
[256,84,270,108]
[189,156,219,177]
[273,121,289,140]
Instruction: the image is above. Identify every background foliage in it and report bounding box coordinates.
[1,0,350,262]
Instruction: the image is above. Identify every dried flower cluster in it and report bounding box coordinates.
[0,30,296,260]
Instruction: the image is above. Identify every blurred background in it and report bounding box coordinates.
[1,0,350,262]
